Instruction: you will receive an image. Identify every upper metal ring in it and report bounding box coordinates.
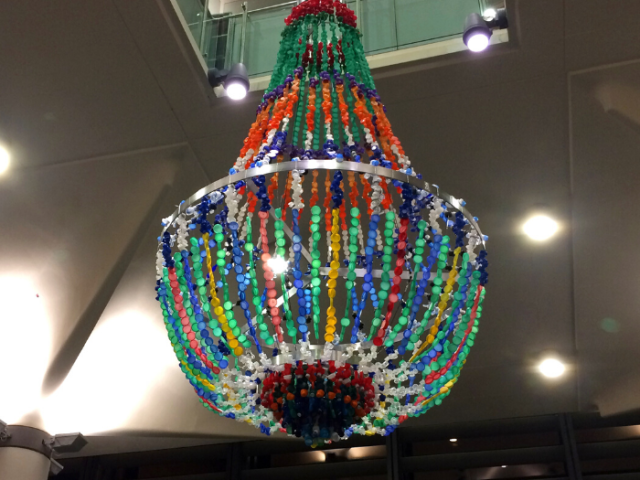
[162,160,485,246]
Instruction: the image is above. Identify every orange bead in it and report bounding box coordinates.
[316,390,325,398]
[328,392,336,400]
[271,403,278,411]
[301,389,308,397]
[287,393,294,401]
[343,395,351,404]
[351,400,358,408]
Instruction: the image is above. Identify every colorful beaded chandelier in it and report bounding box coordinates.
[155,0,488,446]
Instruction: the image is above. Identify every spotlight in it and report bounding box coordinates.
[0,144,10,174]
[538,358,565,378]
[483,8,498,21]
[45,432,88,454]
[523,214,559,241]
[208,63,250,100]
[0,419,10,441]
[463,13,491,52]
[267,256,288,275]
[449,438,457,443]
[463,9,508,52]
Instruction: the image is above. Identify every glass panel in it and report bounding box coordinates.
[202,14,244,69]
[177,0,489,78]
[394,0,481,48]
[245,4,294,77]
[360,0,397,55]
[175,0,206,46]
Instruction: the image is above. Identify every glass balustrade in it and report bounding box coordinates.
[176,0,490,77]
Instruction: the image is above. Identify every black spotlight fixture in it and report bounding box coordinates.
[208,62,250,100]
[463,8,508,52]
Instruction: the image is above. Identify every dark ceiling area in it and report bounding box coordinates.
[1,0,640,476]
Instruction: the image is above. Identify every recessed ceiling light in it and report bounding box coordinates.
[523,214,559,241]
[538,358,566,378]
[502,465,507,468]
[0,145,10,174]
[449,438,457,443]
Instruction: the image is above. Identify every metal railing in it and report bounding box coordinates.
[175,0,489,78]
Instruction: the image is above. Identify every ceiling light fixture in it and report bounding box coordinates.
[523,214,559,241]
[449,438,457,443]
[156,0,489,448]
[0,144,10,174]
[463,9,508,52]
[539,358,566,378]
[208,62,250,100]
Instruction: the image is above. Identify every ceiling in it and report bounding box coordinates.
[2,0,640,457]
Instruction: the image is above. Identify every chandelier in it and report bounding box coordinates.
[156,0,488,447]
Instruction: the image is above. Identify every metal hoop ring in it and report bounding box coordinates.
[163,160,485,246]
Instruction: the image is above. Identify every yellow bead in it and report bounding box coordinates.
[427,334,435,343]
[234,347,243,356]
[327,316,337,325]
[430,326,438,335]
[229,339,239,348]
[327,306,336,316]
[330,260,340,269]
[324,334,334,342]
[327,279,337,288]
[326,325,336,334]
[214,306,224,315]
[328,288,336,297]
[331,234,340,243]
[328,270,338,279]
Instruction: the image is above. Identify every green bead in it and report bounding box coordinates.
[413,255,423,264]
[386,211,395,220]
[345,281,353,289]
[213,224,223,234]
[350,218,359,227]
[350,207,360,216]
[310,224,319,232]
[311,215,321,224]
[311,205,321,215]
[341,317,350,326]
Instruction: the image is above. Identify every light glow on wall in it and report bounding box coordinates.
[0,277,51,424]
[42,311,175,434]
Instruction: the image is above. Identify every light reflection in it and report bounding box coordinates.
[0,277,51,424]
[42,311,175,434]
